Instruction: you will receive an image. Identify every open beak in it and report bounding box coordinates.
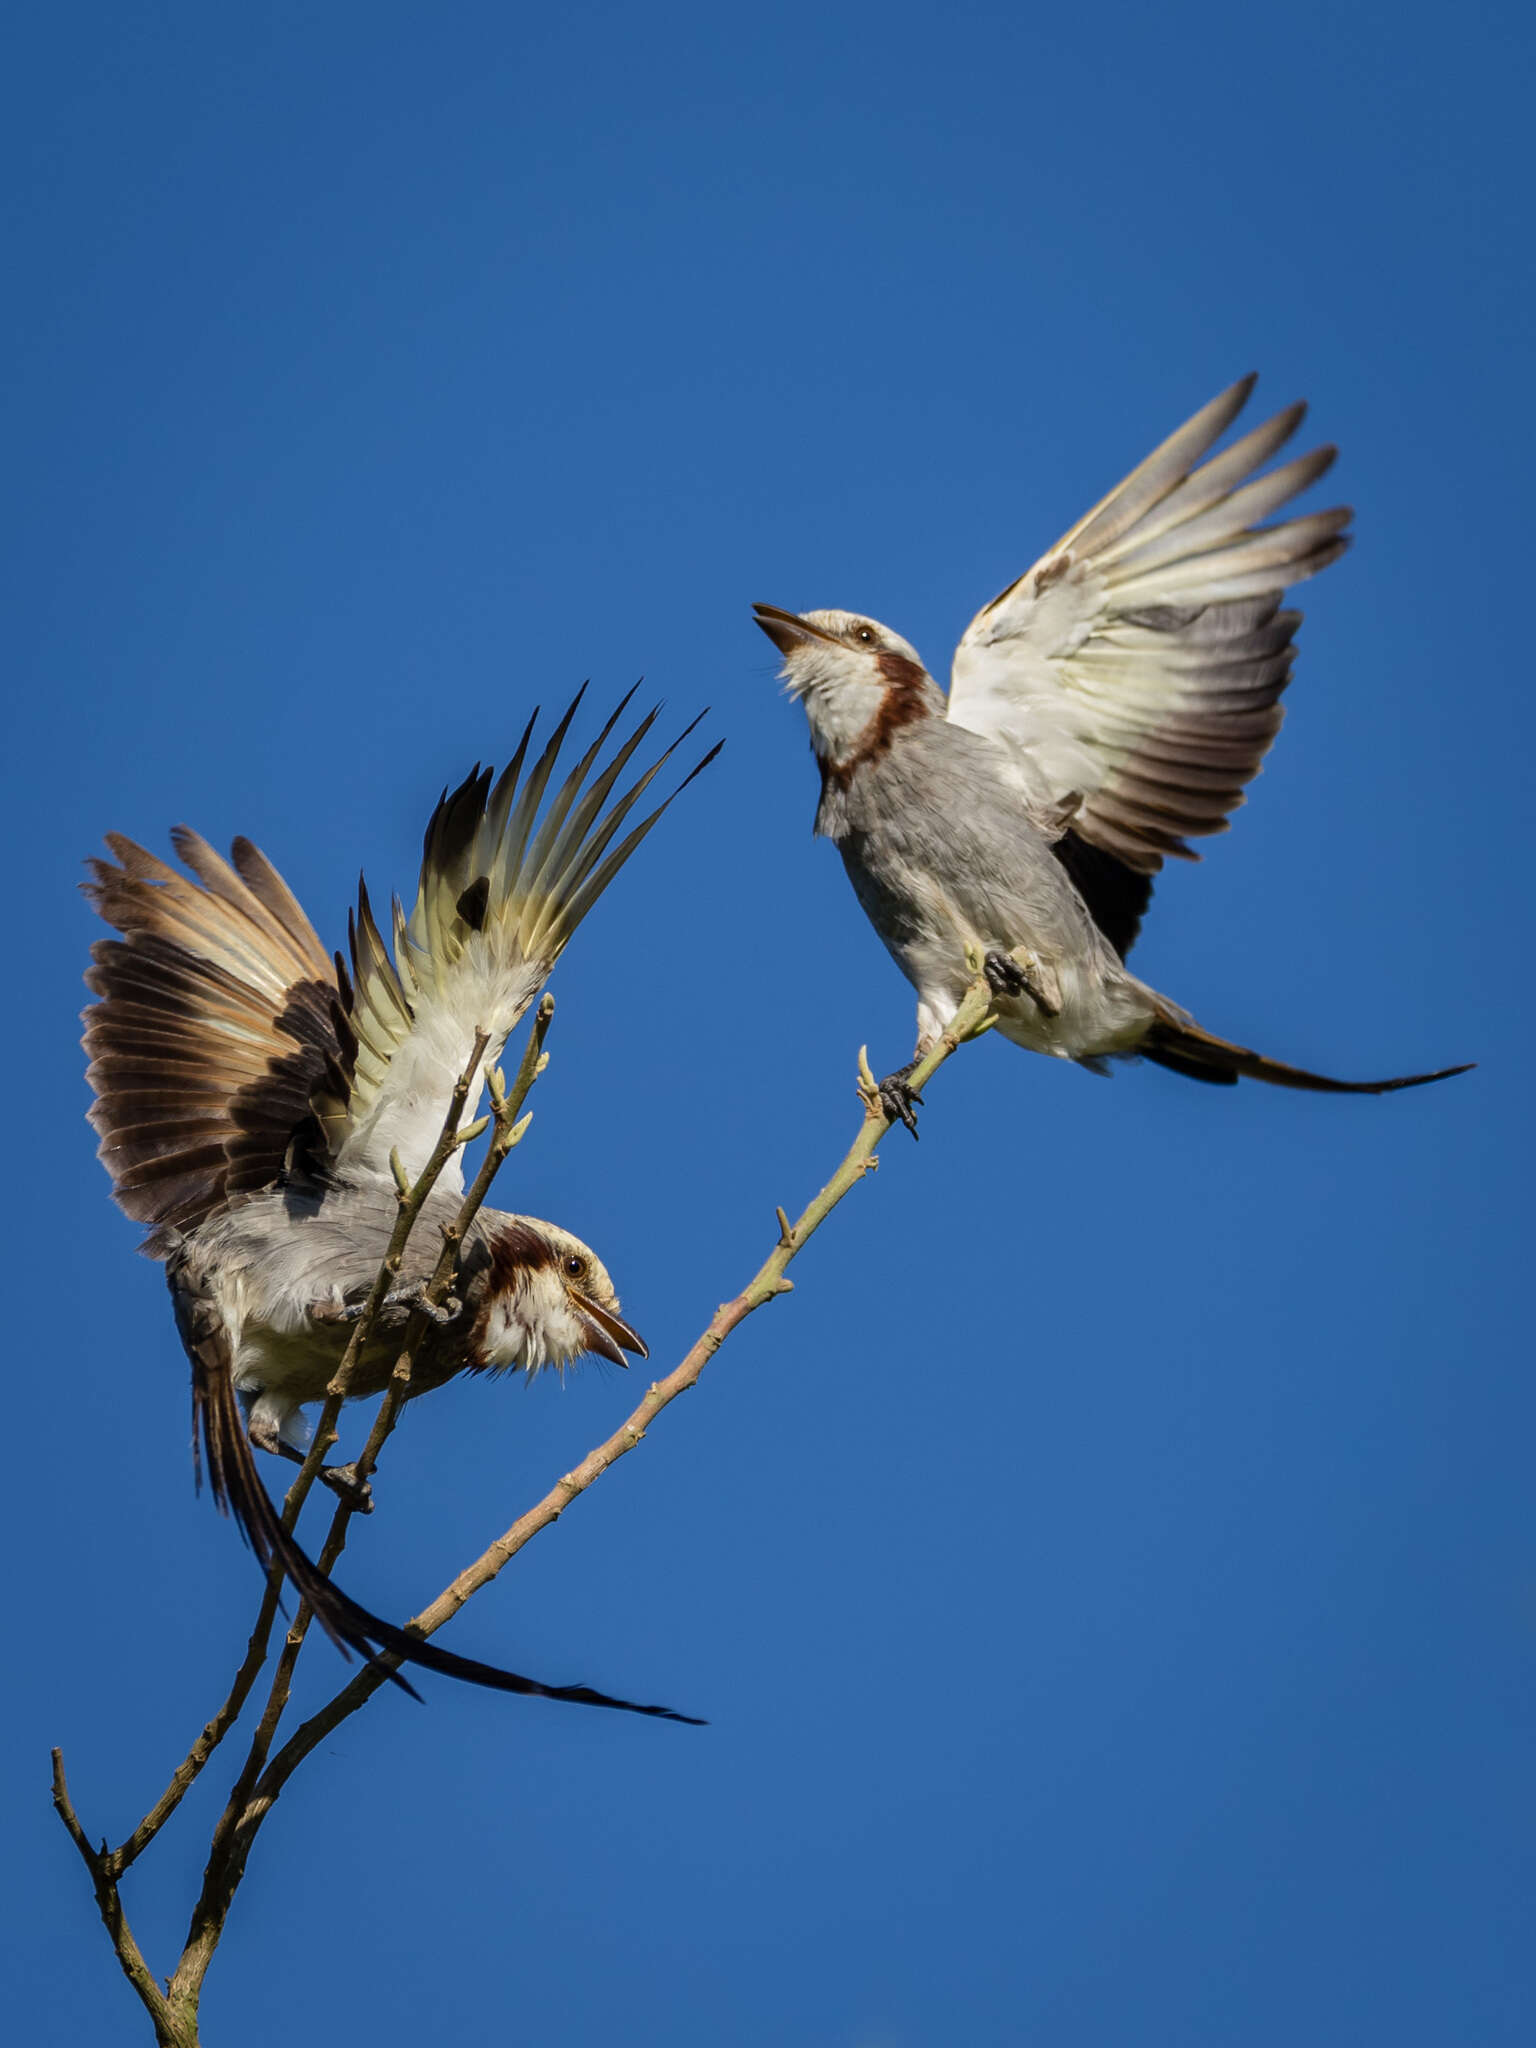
[752,602,837,655]
[571,1291,647,1368]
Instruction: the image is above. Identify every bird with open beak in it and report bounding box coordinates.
[755,376,1469,1127]
[84,688,717,1721]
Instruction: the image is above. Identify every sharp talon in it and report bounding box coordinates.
[312,1299,368,1325]
[983,948,1029,997]
[321,1461,374,1512]
[984,948,1061,1017]
[415,1293,462,1327]
[876,1067,923,1139]
[312,1283,463,1333]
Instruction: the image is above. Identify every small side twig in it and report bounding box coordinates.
[51,1751,191,2048]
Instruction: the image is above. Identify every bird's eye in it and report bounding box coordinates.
[852,624,877,646]
[563,1253,587,1279]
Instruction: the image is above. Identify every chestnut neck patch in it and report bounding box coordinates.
[820,649,934,792]
[485,1218,557,1292]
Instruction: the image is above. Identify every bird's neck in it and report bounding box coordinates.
[811,652,940,793]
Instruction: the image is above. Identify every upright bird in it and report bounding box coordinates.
[84,688,717,1720]
[754,376,1468,1128]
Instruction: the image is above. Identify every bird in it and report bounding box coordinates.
[754,375,1470,1131]
[83,686,718,1721]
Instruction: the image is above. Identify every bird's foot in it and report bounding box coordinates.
[312,1282,463,1328]
[256,1427,377,1512]
[984,947,1062,1017]
[876,1062,925,1140]
[319,1460,374,1513]
[401,1288,462,1327]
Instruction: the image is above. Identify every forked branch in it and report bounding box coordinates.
[52,975,996,2045]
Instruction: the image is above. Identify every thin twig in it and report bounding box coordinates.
[53,1023,517,2044]
[95,1021,519,1884]
[55,977,994,2044]
[277,1022,500,1533]
[169,1002,553,2010]
[253,977,996,1794]
[52,1750,192,2048]
[102,1580,284,1880]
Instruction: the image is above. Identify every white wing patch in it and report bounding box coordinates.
[332,688,717,1185]
[948,376,1349,875]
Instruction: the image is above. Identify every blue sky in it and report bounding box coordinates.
[5,3,1532,2042]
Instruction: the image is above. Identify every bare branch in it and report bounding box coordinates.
[52,1750,193,2048]
[168,999,555,2010]
[88,1021,509,1898]
[54,977,993,2043]
[254,976,996,1793]
[102,1581,284,1881]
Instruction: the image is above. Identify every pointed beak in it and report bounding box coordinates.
[570,1291,648,1368]
[752,602,836,655]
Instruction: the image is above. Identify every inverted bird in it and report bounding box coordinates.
[755,376,1469,1128]
[84,688,718,1720]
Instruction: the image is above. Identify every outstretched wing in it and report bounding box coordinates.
[84,690,719,1237]
[83,831,353,1248]
[169,1252,701,1721]
[947,376,1350,950]
[331,686,719,1185]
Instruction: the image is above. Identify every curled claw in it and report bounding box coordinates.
[877,1064,925,1139]
[314,1299,372,1326]
[313,1282,464,1329]
[320,1460,375,1513]
[412,1292,463,1327]
[983,948,1061,1017]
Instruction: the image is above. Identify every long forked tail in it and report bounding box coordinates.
[172,1259,702,1723]
[1142,1015,1474,1094]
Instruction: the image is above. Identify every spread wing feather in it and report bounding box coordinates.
[948,378,1351,925]
[83,833,347,1247]
[84,691,718,1237]
[331,687,719,1185]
